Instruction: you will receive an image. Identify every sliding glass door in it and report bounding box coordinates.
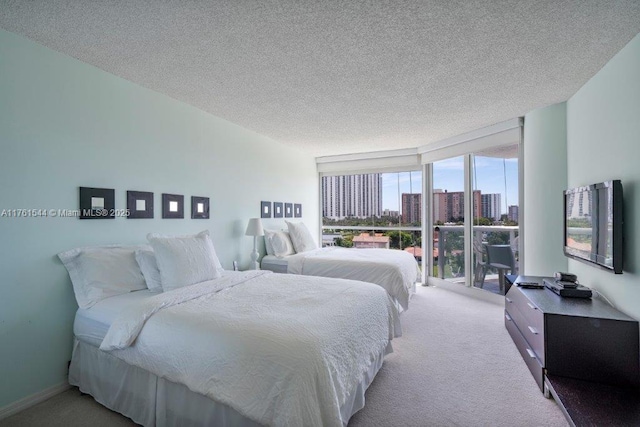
[471,144,520,295]
[431,157,467,284]
[423,129,522,295]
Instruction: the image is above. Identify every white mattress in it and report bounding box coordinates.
[74,290,154,347]
[261,248,420,311]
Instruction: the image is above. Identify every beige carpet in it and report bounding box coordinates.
[1,285,568,427]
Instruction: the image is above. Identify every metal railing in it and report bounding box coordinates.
[434,225,518,280]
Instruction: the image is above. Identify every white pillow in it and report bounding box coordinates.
[269,231,295,258]
[147,230,223,292]
[135,249,163,293]
[285,221,318,253]
[263,230,277,256]
[58,245,148,309]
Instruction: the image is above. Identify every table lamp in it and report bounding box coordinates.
[245,218,264,270]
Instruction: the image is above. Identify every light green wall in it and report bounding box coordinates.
[522,32,640,320]
[522,103,568,275]
[0,29,318,408]
[566,33,640,319]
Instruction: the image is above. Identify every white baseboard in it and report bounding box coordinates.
[428,277,504,306]
[0,382,71,420]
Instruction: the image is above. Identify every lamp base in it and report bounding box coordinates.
[250,248,260,270]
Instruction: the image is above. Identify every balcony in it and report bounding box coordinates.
[434,225,519,295]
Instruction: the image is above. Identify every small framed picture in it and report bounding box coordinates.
[162,193,184,219]
[261,201,272,218]
[79,187,115,219]
[191,196,210,219]
[273,202,283,218]
[294,203,302,218]
[127,191,154,219]
[285,203,293,218]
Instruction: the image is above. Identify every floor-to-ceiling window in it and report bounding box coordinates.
[320,170,422,265]
[471,144,520,295]
[317,120,522,293]
[431,157,467,283]
[421,119,523,295]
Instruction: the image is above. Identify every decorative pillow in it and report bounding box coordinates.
[58,245,148,309]
[263,230,277,256]
[268,231,295,258]
[285,221,318,253]
[135,248,163,293]
[147,230,223,292]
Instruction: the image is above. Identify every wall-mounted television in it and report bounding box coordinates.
[564,180,623,274]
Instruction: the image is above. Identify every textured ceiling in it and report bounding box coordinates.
[1,1,640,157]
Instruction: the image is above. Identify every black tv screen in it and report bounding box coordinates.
[564,180,623,274]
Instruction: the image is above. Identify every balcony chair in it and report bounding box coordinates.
[475,244,516,293]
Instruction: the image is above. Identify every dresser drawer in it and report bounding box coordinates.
[506,288,545,337]
[505,310,544,392]
[504,300,545,364]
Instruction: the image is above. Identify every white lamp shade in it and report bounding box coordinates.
[245,218,264,236]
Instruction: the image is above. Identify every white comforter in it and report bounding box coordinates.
[100,270,400,427]
[287,247,420,310]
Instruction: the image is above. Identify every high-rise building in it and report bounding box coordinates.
[481,193,502,221]
[401,193,421,224]
[321,174,382,219]
[508,205,519,223]
[383,209,399,217]
[433,189,481,223]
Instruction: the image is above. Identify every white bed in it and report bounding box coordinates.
[261,247,421,311]
[69,270,400,427]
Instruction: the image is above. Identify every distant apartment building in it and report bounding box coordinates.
[401,193,421,224]
[508,205,519,222]
[321,174,382,219]
[481,193,502,221]
[433,189,481,223]
[383,209,399,217]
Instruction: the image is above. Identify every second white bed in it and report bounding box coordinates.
[261,247,421,311]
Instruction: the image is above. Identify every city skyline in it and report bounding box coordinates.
[381,156,518,215]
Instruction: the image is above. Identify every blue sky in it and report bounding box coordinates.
[382,156,519,215]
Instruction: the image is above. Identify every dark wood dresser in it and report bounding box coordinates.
[505,275,640,426]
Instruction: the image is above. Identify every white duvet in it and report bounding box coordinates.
[287,247,420,310]
[100,270,400,427]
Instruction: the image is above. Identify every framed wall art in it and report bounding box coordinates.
[294,203,302,218]
[127,190,154,219]
[162,193,184,219]
[273,202,283,218]
[261,201,272,218]
[79,187,115,219]
[284,203,293,218]
[191,196,210,219]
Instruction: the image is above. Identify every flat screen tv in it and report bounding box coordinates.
[564,180,623,274]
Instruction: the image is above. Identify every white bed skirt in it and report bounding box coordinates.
[69,339,385,426]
